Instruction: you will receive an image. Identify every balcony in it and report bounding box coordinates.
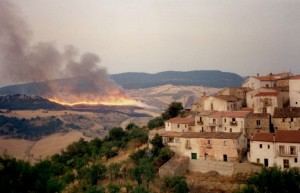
[255,125,262,129]
[206,144,212,148]
[197,121,203,125]
[230,121,238,126]
[277,151,298,157]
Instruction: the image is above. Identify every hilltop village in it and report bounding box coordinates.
[151,72,300,175]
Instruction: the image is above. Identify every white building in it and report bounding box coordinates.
[202,95,243,111]
[248,130,300,168]
[242,75,277,90]
[165,117,195,132]
[290,75,300,107]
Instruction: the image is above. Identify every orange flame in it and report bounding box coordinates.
[48,96,144,107]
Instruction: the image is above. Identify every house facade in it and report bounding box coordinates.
[273,107,300,131]
[165,117,195,132]
[242,75,277,90]
[246,113,270,138]
[290,75,300,107]
[253,92,282,115]
[160,131,246,162]
[203,95,243,111]
[248,130,300,168]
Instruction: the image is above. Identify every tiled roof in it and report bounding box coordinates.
[275,130,300,143]
[215,95,241,102]
[273,107,300,118]
[254,92,279,97]
[290,75,300,80]
[254,76,277,81]
[209,111,250,118]
[160,131,242,139]
[197,110,216,116]
[166,117,195,125]
[252,130,300,143]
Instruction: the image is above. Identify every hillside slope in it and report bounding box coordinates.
[0,70,243,95]
[111,70,244,89]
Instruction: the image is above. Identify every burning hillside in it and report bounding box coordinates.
[0,0,140,107]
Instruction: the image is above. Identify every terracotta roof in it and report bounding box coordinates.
[254,76,277,81]
[240,107,254,112]
[209,111,250,118]
[215,95,241,102]
[252,133,274,142]
[252,130,300,143]
[166,117,195,125]
[254,92,279,97]
[273,107,300,118]
[275,130,300,143]
[160,131,242,139]
[197,110,216,116]
[290,75,300,80]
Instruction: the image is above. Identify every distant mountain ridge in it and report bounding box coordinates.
[0,70,244,95]
[111,70,244,89]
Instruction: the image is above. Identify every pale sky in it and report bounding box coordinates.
[13,0,300,76]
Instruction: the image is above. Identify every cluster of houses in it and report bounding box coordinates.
[153,72,300,169]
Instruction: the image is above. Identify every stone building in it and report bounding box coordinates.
[253,92,282,115]
[246,113,270,137]
[202,95,243,111]
[273,107,300,131]
[290,75,300,107]
[165,117,195,132]
[160,131,246,162]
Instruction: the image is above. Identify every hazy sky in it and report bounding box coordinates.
[12,0,300,76]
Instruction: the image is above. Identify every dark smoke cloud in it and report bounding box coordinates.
[0,0,127,99]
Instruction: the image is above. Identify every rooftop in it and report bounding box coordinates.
[248,112,270,118]
[214,95,242,102]
[254,92,279,97]
[273,107,300,118]
[290,75,300,80]
[160,131,242,139]
[166,117,195,125]
[254,76,277,81]
[209,111,251,118]
[252,130,300,143]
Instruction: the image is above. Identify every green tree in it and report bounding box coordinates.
[133,186,150,193]
[236,167,300,193]
[126,123,139,131]
[162,176,189,193]
[147,117,164,129]
[150,133,164,156]
[162,102,183,120]
[108,127,127,141]
[107,183,121,193]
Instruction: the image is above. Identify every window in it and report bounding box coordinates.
[230,128,232,132]
[256,120,261,126]
[264,159,269,167]
[225,127,227,131]
[168,138,174,143]
[199,117,202,122]
[201,127,204,132]
[259,144,262,148]
[290,146,296,155]
[295,158,298,163]
[257,158,260,164]
[224,118,226,123]
[296,102,298,105]
[279,145,285,154]
[291,118,294,122]
[283,159,289,168]
[191,153,197,160]
[224,141,227,146]
[177,124,180,128]
[223,154,227,162]
[268,145,270,149]
[185,140,191,149]
[207,139,211,144]
[232,118,236,122]
[282,118,285,122]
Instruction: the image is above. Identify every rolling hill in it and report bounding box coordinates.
[0,70,244,96]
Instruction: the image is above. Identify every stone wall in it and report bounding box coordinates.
[159,156,189,178]
[189,159,234,176]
